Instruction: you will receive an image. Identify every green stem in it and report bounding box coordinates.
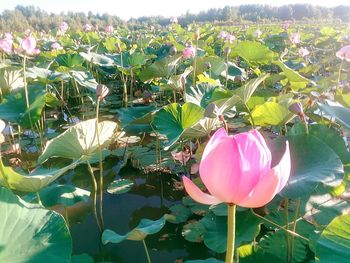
[96,99,104,230]
[337,60,343,89]
[285,199,292,263]
[245,103,256,129]
[290,198,301,262]
[192,41,198,88]
[23,56,36,141]
[36,192,42,205]
[87,161,102,233]
[225,204,236,263]
[142,240,152,263]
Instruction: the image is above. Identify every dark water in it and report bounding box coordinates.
[69,163,213,263]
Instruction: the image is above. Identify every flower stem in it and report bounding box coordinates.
[142,240,152,263]
[225,204,236,263]
[96,98,105,230]
[87,161,102,233]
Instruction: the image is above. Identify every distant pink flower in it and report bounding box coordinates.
[182,128,291,207]
[83,24,93,32]
[0,33,13,53]
[51,42,63,50]
[170,17,178,24]
[24,29,31,37]
[225,34,235,43]
[282,21,290,30]
[336,45,350,62]
[218,31,227,39]
[105,25,114,33]
[290,33,301,44]
[58,22,69,34]
[254,29,262,38]
[19,36,40,55]
[299,47,310,57]
[171,150,190,165]
[182,45,195,59]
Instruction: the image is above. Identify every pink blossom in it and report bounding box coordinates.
[182,45,195,59]
[218,31,227,39]
[58,22,69,34]
[83,24,93,32]
[19,36,40,55]
[290,33,301,44]
[182,128,291,207]
[282,21,290,30]
[0,33,13,53]
[105,25,114,33]
[299,47,310,57]
[51,42,63,50]
[225,34,235,44]
[336,45,350,62]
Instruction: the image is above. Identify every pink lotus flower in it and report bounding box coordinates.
[336,45,350,62]
[225,34,235,44]
[183,128,291,208]
[0,33,13,53]
[19,36,40,55]
[218,31,227,39]
[83,24,93,32]
[51,42,63,50]
[282,21,290,30]
[182,45,195,59]
[290,33,301,44]
[299,47,310,57]
[105,25,114,33]
[59,22,69,34]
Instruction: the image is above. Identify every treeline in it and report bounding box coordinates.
[1,4,350,32]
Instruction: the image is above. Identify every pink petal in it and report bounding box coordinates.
[182,176,221,205]
[200,136,243,204]
[21,37,36,53]
[274,141,291,193]
[231,131,272,201]
[237,168,280,208]
[190,163,199,174]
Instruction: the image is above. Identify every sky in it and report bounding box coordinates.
[0,0,349,20]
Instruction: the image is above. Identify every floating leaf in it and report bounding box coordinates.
[107,179,134,195]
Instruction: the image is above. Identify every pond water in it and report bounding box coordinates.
[69,162,215,263]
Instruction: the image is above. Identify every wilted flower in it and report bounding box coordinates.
[171,150,190,165]
[288,102,304,120]
[51,42,63,50]
[19,36,40,55]
[96,84,109,101]
[170,17,178,24]
[83,24,93,32]
[115,42,122,53]
[0,33,13,53]
[204,61,212,70]
[105,25,114,33]
[182,45,195,59]
[183,128,291,207]
[290,33,301,44]
[194,29,200,41]
[299,47,310,57]
[336,45,350,62]
[169,45,177,56]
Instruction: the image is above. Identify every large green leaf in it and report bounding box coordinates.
[232,41,276,66]
[154,103,205,149]
[275,134,344,198]
[0,159,79,192]
[318,102,350,130]
[38,119,117,163]
[71,70,98,92]
[0,187,72,262]
[80,52,115,67]
[0,67,23,93]
[27,67,69,83]
[251,101,292,126]
[138,54,182,82]
[233,74,270,104]
[0,87,46,128]
[315,214,350,263]
[273,60,310,90]
[102,216,166,244]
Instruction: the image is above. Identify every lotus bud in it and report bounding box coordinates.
[204,62,212,70]
[204,103,219,118]
[115,42,122,53]
[181,75,187,88]
[336,45,350,62]
[289,102,305,120]
[169,45,177,56]
[194,29,200,41]
[224,47,231,56]
[96,84,109,101]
